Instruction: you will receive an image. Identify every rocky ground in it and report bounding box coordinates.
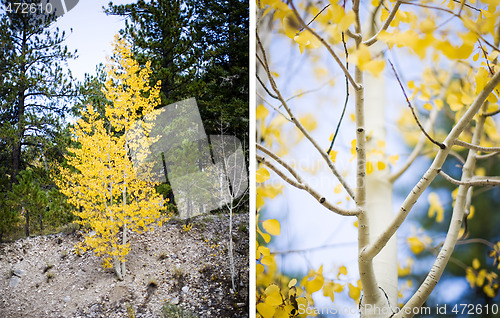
[0,213,249,318]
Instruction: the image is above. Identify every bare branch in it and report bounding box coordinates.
[327,32,350,154]
[256,92,293,121]
[257,154,359,217]
[389,70,453,182]
[476,151,500,159]
[389,60,446,149]
[482,108,500,117]
[454,140,500,152]
[256,74,279,100]
[257,144,302,183]
[364,1,403,46]
[439,170,500,187]
[256,32,357,201]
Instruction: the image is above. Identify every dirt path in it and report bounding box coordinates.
[0,213,249,318]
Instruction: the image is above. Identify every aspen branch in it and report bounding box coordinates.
[257,32,356,201]
[364,1,403,46]
[257,154,359,217]
[389,72,453,182]
[389,60,446,149]
[256,92,292,121]
[476,151,500,159]
[453,140,500,152]
[449,150,466,165]
[482,108,500,117]
[288,0,360,90]
[327,32,349,154]
[389,70,453,182]
[439,170,500,187]
[256,74,279,100]
[363,67,500,263]
[397,102,492,318]
[257,144,302,183]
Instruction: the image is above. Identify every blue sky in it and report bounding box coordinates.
[54,0,135,82]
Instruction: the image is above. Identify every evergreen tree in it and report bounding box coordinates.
[0,0,77,238]
[105,0,249,212]
[105,0,200,105]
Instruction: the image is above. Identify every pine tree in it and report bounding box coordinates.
[0,0,76,184]
[57,36,164,280]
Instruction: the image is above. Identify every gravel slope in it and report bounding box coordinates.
[0,213,249,318]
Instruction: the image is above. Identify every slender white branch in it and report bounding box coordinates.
[476,151,500,159]
[257,154,359,217]
[363,68,500,262]
[454,139,500,152]
[257,143,302,183]
[397,102,490,318]
[364,1,403,46]
[439,170,500,187]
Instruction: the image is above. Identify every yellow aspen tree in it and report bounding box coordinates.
[57,36,164,280]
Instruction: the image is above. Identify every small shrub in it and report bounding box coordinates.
[126,303,136,318]
[158,251,169,260]
[161,302,196,318]
[46,271,54,282]
[172,266,185,281]
[147,277,158,288]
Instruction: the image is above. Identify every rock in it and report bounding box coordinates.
[13,269,25,277]
[63,296,70,303]
[9,276,21,287]
[181,286,189,293]
[170,297,179,305]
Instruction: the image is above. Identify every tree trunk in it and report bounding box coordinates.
[229,201,236,291]
[12,30,28,183]
[364,69,398,312]
[23,207,29,237]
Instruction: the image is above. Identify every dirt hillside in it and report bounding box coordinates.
[0,213,249,318]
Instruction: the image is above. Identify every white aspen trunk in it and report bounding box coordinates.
[364,70,398,313]
[229,200,236,291]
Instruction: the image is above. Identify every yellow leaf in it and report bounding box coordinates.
[389,154,399,165]
[334,184,342,194]
[366,161,374,175]
[407,236,426,254]
[428,192,444,223]
[377,161,386,171]
[473,258,480,270]
[339,265,348,276]
[263,219,281,236]
[423,103,432,111]
[348,281,361,303]
[298,114,317,131]
[288,278,297,288]
[329,150,338,162]
[265,292,283,307]
[256,104,269,121]
[294,29,321,53]
[364,59,386,77]
[256,167,270,183]
[257,302,275,318]
[484,284,496,298]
